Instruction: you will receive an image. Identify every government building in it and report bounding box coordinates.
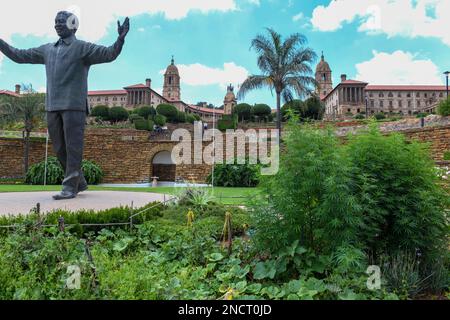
[316,53,448,119]
[87,57,237,122]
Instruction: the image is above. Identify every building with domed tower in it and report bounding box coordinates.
[315,52,333,100]
[316,53,447,119]
[223,84,237,115]
[85,56,230,122]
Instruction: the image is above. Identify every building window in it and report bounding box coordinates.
[398,100,402,108]
[388,92,394,98]
[97,97,101,102]
[406,92,411,98]
[408,100,412,107]
[113,97,117,101]
[439,92,443,97]
[397,92,401,98]
[380,101,384,107]
[417,101,421,107]
[389,101,393,107]
[169,76,172,85]
[370,100,374,108]
[379,93,384,98]
[416,92,420,98]
[424,93,428,98]
[105,97,108,102]
[322,74,326,81]
[369,93,373,98]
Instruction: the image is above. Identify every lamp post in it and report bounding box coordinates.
[444,71,450,99]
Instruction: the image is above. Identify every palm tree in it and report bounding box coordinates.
[237,28,317,139]
[0,84,45,174]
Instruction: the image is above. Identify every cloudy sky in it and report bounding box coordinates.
[0,0,449,107]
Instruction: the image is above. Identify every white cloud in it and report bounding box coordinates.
[159,62,249,89]
[354,50,443,85]
[292,12,304,22]
[137,27,145,32]
[0,1,242,42]
[311,0,450,46]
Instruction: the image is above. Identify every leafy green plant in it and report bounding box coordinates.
[136,105,156,120]
[24,157,104,185]
[154,114,167,126]
[437,98,450,116]
[207,161,260,187]
[374,112,386,120]
[25,156,64,185]
[81,159,104,184]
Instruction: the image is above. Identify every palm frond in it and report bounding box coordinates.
[237,75,273,100]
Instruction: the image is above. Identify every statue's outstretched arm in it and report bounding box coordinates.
[0,39,45,64]
[82,17,129,66]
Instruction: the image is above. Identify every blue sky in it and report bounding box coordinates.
[1,0,449,107]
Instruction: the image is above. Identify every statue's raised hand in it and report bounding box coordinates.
[118,17,130,41]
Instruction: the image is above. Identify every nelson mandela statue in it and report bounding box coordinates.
[0,11,130,200]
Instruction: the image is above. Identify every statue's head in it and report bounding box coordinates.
[55,11,78,39]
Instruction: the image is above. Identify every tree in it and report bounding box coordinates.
[252,104,272,122]
[281,99,304,121]
[237,28,317,139]
[233,103,252,122]
[90,105,110,120]
[437,98,450,116]
[0,85,45,174]
[108,106,129,123]
[156,104,178,122]
[303,96,325,120]
[136,105,156,120]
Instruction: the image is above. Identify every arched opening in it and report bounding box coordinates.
[152,150,176,182]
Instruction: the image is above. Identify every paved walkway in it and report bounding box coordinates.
[0,191,171,216]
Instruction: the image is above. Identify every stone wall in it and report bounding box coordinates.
[1,124,449,183]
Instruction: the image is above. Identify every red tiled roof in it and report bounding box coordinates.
[187,104,224,114]
[123,83,148,89]
[366,85,447,91]
[88,90,127,96]
[0,90,20,97]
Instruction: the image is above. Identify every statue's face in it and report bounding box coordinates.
[54,13,73,39]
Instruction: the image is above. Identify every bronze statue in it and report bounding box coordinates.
[0,11,130,200]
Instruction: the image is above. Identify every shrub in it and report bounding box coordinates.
[416,112,428,118]
[217,115,237,131]
[90,105,109,120]
[156,104,178,122]
[136,105,156,120]
[134,118,149,131]
[303,96,325,120]
[252,104,272,121]
[354,113,365,120]
[147,119,155,131]
[108,106,129,123]
[374,112,385,120]
[233,103,252,122]
[192,114,201,121]
[437,98,450,116]
[444,151,450,161]
[154,114,167,126]
[186,114,196,124]
[176,111,187,123]
[252,123,361,254]
[207,161,260,187]
[25,156,64,185]
[346,124,448,279]
[281,100,303,121]
[129,114,144,123]
[25,157,103,185]
[81,159,104,184]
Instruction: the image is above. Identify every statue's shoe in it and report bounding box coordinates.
[52,191,77,201]
[78,183,88,193]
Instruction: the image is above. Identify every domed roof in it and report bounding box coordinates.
[316,52,331,72]
[165,56,179,74]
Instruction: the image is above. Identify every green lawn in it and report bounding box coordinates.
[0,185,260,205]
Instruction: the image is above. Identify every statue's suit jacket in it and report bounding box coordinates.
[0,34,124,113]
